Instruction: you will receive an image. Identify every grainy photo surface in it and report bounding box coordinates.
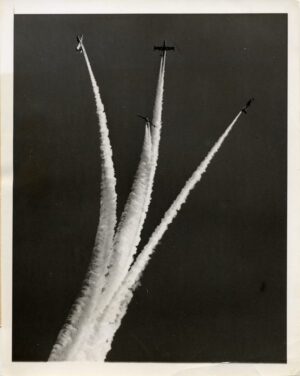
[13,14,287,362]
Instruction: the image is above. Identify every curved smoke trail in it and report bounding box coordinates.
[103,54,166,298]
[90,111,242,360]
[73,124,153,360]
[71,55,166,360]
[49,42,117,360]
[108,124,153,289]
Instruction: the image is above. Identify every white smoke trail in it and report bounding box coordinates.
[69,55,166,360]
[103,55,166,294]
[49,43,117,361]
[149,53,166,175]
[109,123,153,283]
[88,111,242,360]
[71,124,153,360]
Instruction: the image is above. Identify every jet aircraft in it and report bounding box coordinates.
[242,97,254,114]
[76,35,83,53]
[138,115,156,127]
[154,40,175,56]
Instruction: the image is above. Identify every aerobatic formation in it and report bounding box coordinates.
[49,35,254,361]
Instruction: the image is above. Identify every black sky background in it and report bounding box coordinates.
[13,14,287,362]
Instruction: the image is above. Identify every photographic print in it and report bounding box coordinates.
[13,13,287,363]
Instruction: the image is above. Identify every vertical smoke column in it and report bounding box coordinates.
[49,42,117,361]
[96,111,242,360]
[75,55,167,360]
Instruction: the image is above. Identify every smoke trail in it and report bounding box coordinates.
[49,42,117,360]
[70,124,153,360]
[110,123,153,280]
[103,55,166,295]
[69,55,166,360]
[149,53,166,174]
[89,111,242,360]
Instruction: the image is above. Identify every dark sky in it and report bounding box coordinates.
[13,14,287,362]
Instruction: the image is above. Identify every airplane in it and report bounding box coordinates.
[153,40,175,55]
[137,115,156,127]
[242,97,254,114]
[76,35,83,53]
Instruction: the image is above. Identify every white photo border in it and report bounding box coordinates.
[1,1,299,375]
